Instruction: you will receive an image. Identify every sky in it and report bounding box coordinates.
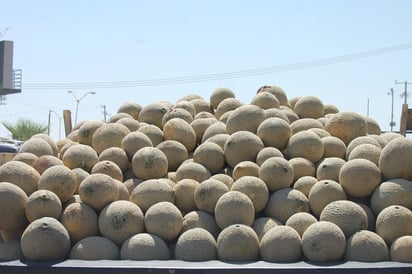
[0,0,411,141]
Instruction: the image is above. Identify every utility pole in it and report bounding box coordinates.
[396,80,411,104]
[101,105,108,122]
[388,88,395,132]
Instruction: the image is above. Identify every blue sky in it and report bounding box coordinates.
[1,0,411,140]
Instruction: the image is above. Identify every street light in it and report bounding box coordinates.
[67,91,96,125]
[48,110,62,139]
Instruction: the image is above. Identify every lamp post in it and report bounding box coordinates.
[48,110,62,139]
[67,91,95,125]
[388,88,395,132]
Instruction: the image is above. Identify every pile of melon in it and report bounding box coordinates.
[2,85,412,263]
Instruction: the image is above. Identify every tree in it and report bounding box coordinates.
[1,119,48,141]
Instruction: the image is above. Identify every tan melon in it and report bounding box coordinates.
[260,225,302,262]
[163,118,197,152]
[263,108,290,122]
[214,97,242,120]
[210,173,234,189]
[78,173,119,211]
[308,179,347,218]
[116,117,141,131]
[293,96,324,119]
[19,138,54,157]
[214,191,255,229]
[210,87,235,110]
[123,177,144,195]
[258,157,294,192]
[0,182,28,230]
[31,155,63,176]
[117,101,143,120]
[25,189,62,222]
[91,160,123,181]
[319,200,368,238]
[182,210,220,239]
[71,168,89,194]
[321,136,347,159]
[62,143,99,172]
[173,100,197,117]
[204,133,230,150]
[137,124,164,146]
[31,133,59,157]
[345,135,381,159]
[251,91,280,109]
[144,201,183,241]
[91,123,130,155]
[357,202,376,231]
[231,176,269,213]
[379,137,412,180]
[232,161,259,180]
[190,98,214,114]
[131,147,168,180]
[289,157,315,182]
[308,127,330,138]
[0,240,23,260]
[316,157,346,182]
[98,200,144,246]
[224,131,264,168]
[365,116,381,135]
[175,162,211,183]
[257,117,292,150]
[293,176,318,197]
[162,107,193,127]
[339,158,381,198]
[60,202,99,243]
[390,235,412,262]
[380,132,403,143]
[344,230,388,262]
[120,233,170,260]
[69,236,120,260]
[287,130,324,163]
[255,147,284,166]
[56,139,73,154]
[256,85,288,106]
[120,131,153,160]
[201,121,227,143]
[285,212,318,237]
[265,188,310,224]
[0,227,25,242]
[323,104,339,115]
[370,178,412,215]
[77,120,104,146]
[0,160,40,195]
[138,102,170,129]
[193,142,225,174]
[194,179,229,214]
[280,106,299,123]
[216,224,260,261]
[290,118,324,134]
[376,205,412,246]
[58,140,78,160]
[191,117,217,144]
[20,217,70,260]
[301,221,346,262]
[129,179,175,212]
[252,217,282,240]
[38,165,77,203]
[156,140,188,171]
[12,152,38,166]
[173,179,199,213]
[347,143,382,166]
[175,228,217,261]
[324,111,367,146]
[226,104,266,134]
[109,112,134,123]
[98,147,129,173]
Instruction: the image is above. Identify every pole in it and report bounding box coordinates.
[75,100,79,126]
[389,88,394,132]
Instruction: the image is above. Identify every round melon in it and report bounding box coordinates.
[91,160,123,181]
[137,124,164,146]
[375,205,412,245]
[251,91,280,109]
[138,102,170,129]
[0,182,28,230]
[193,142,225,174]
[255,147,284,166]
[257,117,292,150]
[157,140,188,171]
[78,173,119,211]
[289,157,315,182]
[117,101,142,120]
[293,96,324,119]
[77,120,104,146]
[258,157,294,192]
[390,235,412,262]
[120,233,170,260]
[21,217,70,260]
[98,200,144,246]
[321,136,347,159]
[232,161,259,180]
[62,143,99,172]
[370,178,412,215]
[25,189,62,223]
[175,228,217,261]
[91,123,130,155]
[121,131,153,160]
[173,179,199,213]
[308,179,347,218]
[214,191,255,229]
[287,130,324,163]
[252,217,282,240]
[175,162,211,183]
[163,118,197,152]
[285,212,318,237]
[144,202,183,241]
[182,211,220,239]
[0,160,40,195]
[226,104,266,134]
[324,111,367,146]
[379,137,412,180]
[131,147,168,180]
[344,230,389,262]
[32,155,63,175]
[260,225,302,262]
[256,85,288,106]
[231,176,269,213]
[69,236,119,260]
[293,176,318,197]
[194,179,229,214]
[38,165,77,203]
[316,157,346,182]
[129,179,174,212]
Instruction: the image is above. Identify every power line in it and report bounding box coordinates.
[23,42,412,90]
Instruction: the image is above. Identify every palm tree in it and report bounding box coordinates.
[2,119,48,141]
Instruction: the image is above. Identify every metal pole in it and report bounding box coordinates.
[390,88,394,132]
[47,110,51,135]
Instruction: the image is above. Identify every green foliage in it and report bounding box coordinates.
[1,119,48,141]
